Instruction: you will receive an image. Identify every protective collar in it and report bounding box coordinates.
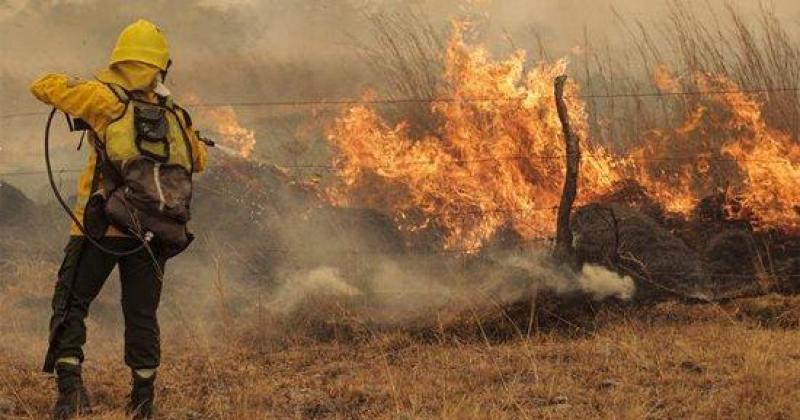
[95,61,161,92]
[153,80,171,97]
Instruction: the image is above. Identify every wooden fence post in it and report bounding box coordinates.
[553,75,581,267]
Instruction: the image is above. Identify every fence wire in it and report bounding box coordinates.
[1,85,799,120]
[1,85,797,284]
[0,153,795,178]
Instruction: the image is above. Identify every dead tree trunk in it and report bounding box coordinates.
[553,75,581,267]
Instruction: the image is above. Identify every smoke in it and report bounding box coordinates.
[263,260,467,324]
[497,251,635,300]
[579,264,635,300]
[3,0,799,195]
[0,0,793,354]
[268,267,362,315]
[262,250,635,327]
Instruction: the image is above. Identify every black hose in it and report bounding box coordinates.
[45,107,146,256]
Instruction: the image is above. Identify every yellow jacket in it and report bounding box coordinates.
[31,64,207,236]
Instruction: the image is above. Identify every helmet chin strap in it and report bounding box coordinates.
[160,59,172,83]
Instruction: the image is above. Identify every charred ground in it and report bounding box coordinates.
[2,1,800,418]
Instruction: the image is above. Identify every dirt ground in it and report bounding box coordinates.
[2,290,800,419]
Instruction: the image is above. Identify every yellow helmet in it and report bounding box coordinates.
[109,19,170,71]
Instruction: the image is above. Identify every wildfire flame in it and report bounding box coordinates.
[326,24,620,250]
[629,71,800,231]
[182,93,256,158]
[326,23,799,249]
[176,26,798,249]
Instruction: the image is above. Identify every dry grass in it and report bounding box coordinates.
[3,238,800,419]
[2,279,800,419]
[3,2,799,418]
[354,5,446,137]
[555,1,800,151]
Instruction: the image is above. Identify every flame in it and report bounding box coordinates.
[326,24,620,250]
[181,93,256,158]
[630,71,800,231]
[326,22,799,248]
[204,106,256,158]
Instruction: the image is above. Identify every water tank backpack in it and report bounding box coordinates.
[88,83,196,258]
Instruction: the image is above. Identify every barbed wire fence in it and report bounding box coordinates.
[1,85,798,293]
[2,85,799,121]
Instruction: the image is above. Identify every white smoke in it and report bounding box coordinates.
[267,267,361,315]
[578,264,635,300]
[498,251,636,301]
[265,251,636,323]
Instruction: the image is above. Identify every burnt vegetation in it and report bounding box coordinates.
[1,2,799,418]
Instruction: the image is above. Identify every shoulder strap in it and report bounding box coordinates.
[88,133,103,194]
[166,102,195,173]
[94,82,131,130]
[173,103,193,127]
[90,131,125,191]
[103,83,130,104]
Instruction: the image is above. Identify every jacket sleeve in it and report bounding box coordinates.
[188,128,209,173]
[30,74,125,133]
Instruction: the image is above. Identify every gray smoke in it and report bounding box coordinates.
[265,250,635,324]
[0,0,792,347]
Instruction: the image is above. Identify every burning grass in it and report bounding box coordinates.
[324,17,799,255]
[2,2,799,418]
[327,23,620,251]
[625,70,800,230]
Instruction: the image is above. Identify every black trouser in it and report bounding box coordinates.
[44,236,165,373]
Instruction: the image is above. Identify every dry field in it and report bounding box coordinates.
[1,3,798,419]
[2,252,800,419]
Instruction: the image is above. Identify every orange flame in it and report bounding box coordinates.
[326,23,799,248]
[630,71,800,231]
[326,24,621,250]
[181,93,256,158]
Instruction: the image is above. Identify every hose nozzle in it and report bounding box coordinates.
[195,130,216,147]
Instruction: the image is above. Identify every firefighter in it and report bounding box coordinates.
[31,19,208,419]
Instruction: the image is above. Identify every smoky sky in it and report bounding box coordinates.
[3,1,798,84]
[1,0,799,193]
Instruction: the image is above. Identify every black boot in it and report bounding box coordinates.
[52,362,91,420]
[126,371,156,419]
